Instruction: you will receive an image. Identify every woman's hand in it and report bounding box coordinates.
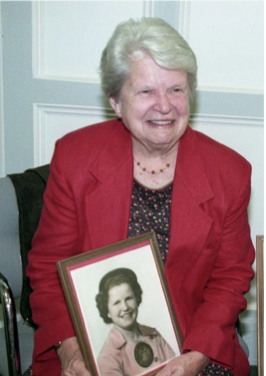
[57,337,91,376]
[156,351,210,376]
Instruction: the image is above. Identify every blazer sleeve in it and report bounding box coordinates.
[182,161,255,370]
[27,138,78,362]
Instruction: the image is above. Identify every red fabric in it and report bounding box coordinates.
[27,119,255,376]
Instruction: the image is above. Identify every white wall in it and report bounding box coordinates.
[180,1,263,92]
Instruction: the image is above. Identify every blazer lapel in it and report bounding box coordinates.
[166,127,215,284]
[85,124,133,250]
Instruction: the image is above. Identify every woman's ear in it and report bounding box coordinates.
[109,97,121,118]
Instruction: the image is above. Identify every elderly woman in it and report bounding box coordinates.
[96,268,175,376]
[27,17,254,376]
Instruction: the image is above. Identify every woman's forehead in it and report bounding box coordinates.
[125,57,188,89]
[108,282,133,296]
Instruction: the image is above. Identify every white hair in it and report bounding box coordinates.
[100,17,197,101]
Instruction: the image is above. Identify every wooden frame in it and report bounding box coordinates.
[57,231,182,376]
[256,235,264,376]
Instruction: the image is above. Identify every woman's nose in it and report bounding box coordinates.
[121,300,130,311]
[153,93,171,113]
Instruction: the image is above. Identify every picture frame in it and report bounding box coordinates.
[57,231,183,376]
[256,235,264,376]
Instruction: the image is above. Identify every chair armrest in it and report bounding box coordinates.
[0,272,22,376]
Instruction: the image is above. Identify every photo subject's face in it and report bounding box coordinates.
[107,283,138,330]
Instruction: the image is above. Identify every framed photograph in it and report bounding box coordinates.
[256,235,264,376]
[57,231,182,376]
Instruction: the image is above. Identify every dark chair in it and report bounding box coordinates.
[0,165,49,376]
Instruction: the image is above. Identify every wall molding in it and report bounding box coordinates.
[32,1,155,84]
[143,0,155,17]
[33,104,115,166]
[190,113,264,128]
[32,2,44,81]
[178,1,191,41]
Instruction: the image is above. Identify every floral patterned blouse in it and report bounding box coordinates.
[128,179,173,264]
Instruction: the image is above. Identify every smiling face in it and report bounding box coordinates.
[107,283,138,330]
[109,54,190,154]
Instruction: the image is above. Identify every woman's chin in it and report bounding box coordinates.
[116,319,138,331]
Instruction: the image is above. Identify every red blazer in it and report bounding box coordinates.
[27,119,255,376]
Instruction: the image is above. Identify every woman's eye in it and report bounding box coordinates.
[140,89,153,95]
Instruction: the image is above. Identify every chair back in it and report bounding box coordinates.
[0,165,50,375]
[0,177,22,298]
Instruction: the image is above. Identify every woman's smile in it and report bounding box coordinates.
[147,119,175,127]
[120,311,134,319]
